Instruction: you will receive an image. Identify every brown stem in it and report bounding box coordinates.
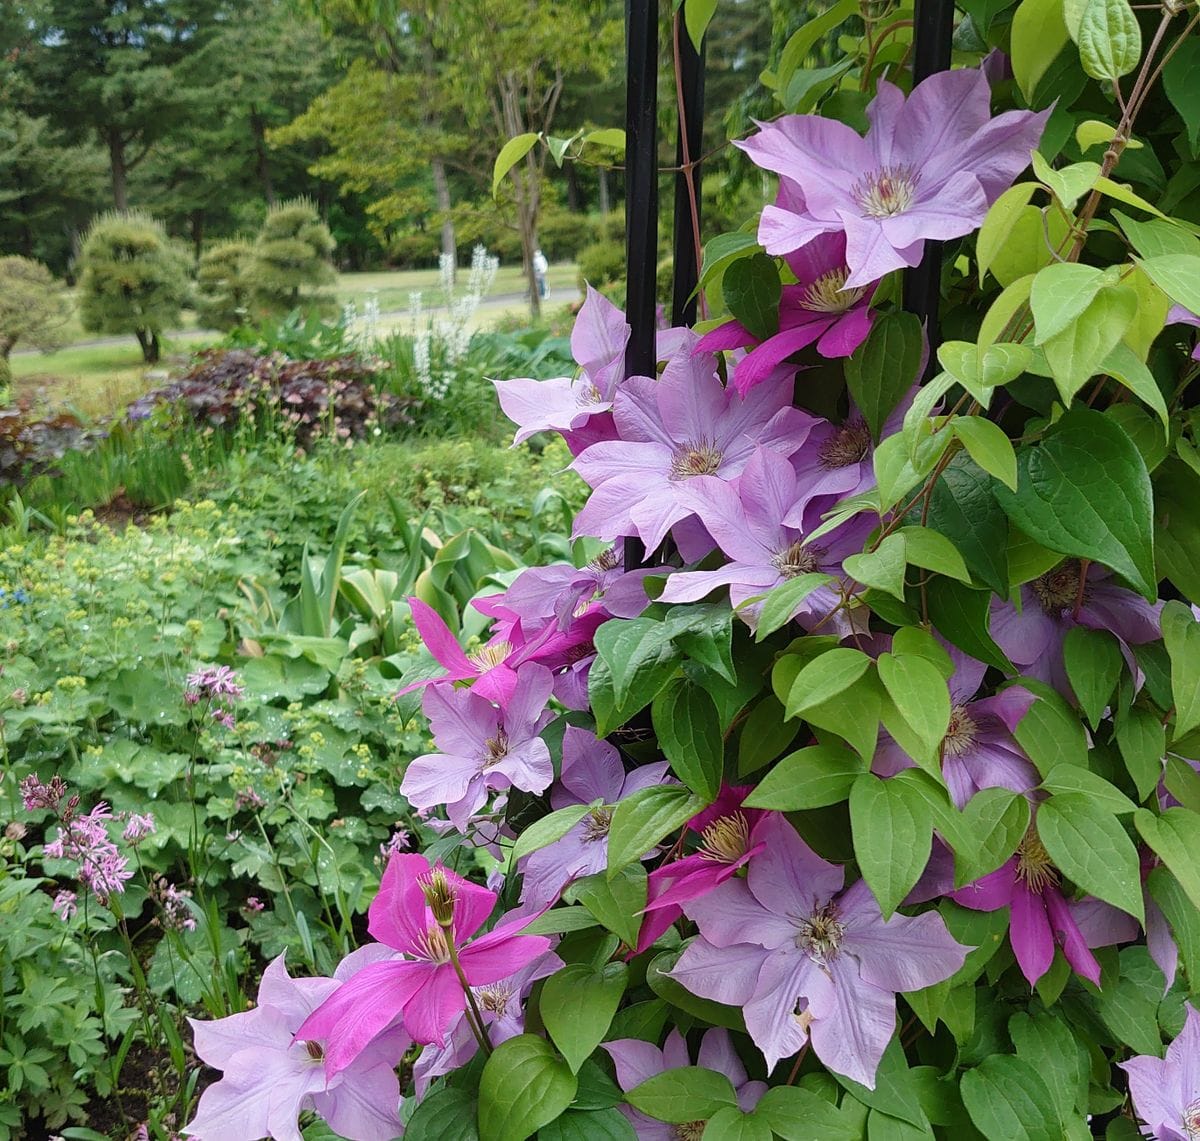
[673,11,707,317]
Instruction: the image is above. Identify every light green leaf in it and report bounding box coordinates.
[977,185,1040,284]
[511,804,593,865]
[478,1035,577,1141]
[995,407,1156,599]
[845,311,926,441]
[567,866,647,948]
[1031,152,1101,211]
[606,786,707,878]
[583,128,626,152]
[1037,793,1144,920]
[1116,706,1166,801]
[956,788,1033,886]
[1077,0,1142,80]
[1040,764,1137,814]
[1162,600,1200,740]
[960,1054,1068,1141]
[785,647,872,719]
[951,417,1018,492]
[844,533,908,600]
[1041,284,1137,404]
[1102,343,1170,430]
[683,0,718,49]
[1136,807,1200,911]
[1031,262,1109,343]
[492,133,541,198]
[1012,685,1090,774]
[541,963,628,1073]
[775,0,858,93]
[1137,254,1200,316]
[802,673,884,763]
[896,525,972,583]
[698,232,760,289]
[745,743,865,810]
[652,681,724,801]
[850,772,934,917]
[938,340,1032,408]
[877,653,952,755]
[702,1107,773,1141]
[1062,626,1123,727]
[626,1067,738,1123]
[873,433,925,512]
[753,573,834,641]
[1011,0,1070,100]
[754,1085,862,1141]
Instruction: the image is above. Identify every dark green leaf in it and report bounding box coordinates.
[754,1085,862,1140]
[736,695,800,777]
[538,1109,635,1141]
[845,311,925,441]
[744,743,865,810]
[925,579,1014,672]
[626,1067,738,1123]
[960,1054,1065,1141]
[567,866,647,948]
[1163,36,1200,153]
[1062,627,1123,727]
[405,1087,480,1141]
[925,454,1010,595]
[1116,707,1166,801]
[652,681,724,801]
[606,787,706,878]
[1162,600,1200,739]
[1135,807,1200,911]
[722,253,781,342]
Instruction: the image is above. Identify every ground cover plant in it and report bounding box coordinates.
[164,0,1200,1138]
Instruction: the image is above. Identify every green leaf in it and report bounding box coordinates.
[701,1107,773,1141]
[492,133,540,198]
[977,184,1040,284]
[606,786,706,878]
[1116,706,1166,801]
[844,533,908,600]
[877,653,952,757]
[1037,793,1144,920]
[785,647,872,719]
[803,672,884,763]
[995,407,1156,599]
[845,311,925,441]
[699,232,760,290]
[834,1039,931,1128]
[1077,0,1142,80]
[593,618,679,710]
[626,1067,738,1123]
[850,773,934,917]
[722,253,781,342]
[1039,764,1137,813]
[1062,627,1123,727]
[960,1054,1065,1141]
[478,1035,577,1141]
[1148,864,1200,985]
[956,788,1032,886]
[775,0,858,92]
[405,1087,480,1141]
[583,129,626,153]
[521,908,600,936]
[567,866,647,948]
[950,417,1018,492]
[1136,807,1200,911]
[925,579,1014,672]
[937,340,1032,409]
[1094,946,1165,1054]
[1137,254,1200,314]
[1155,459,1200,605]
[753,1085,862,1141]
[1030,152,1101,210]
[745,743,865,810]
[541,963,628,1073]
[925,455,1010,595]
[1011,0,1070,99]
[1163,36,1200,153]
[896,526,972,583]
[1041,284,1137,405]
[1162,600,1200,739]
[1012,686,1089,774]
[1009,1012,1089,1120]
[753,573,834,641]
[537,1109,635,1141]
[1031,263,1110,343]
[511,804,593,865]
[683,0,718,49]
[652,681,724,801]
[1102,343,1170,431]
[736,695,800,778]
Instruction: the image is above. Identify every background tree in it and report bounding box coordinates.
[77,211,191,363]
[0,256,70,359]
[195,239,253,331]
[245,198,337,318]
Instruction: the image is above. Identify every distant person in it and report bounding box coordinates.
[532,248,550,300]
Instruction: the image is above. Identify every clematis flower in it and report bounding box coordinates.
[670,815,970,1086]
[604,1027,767,1140]
[635,785,772,955]
[1121,1002,1200,1140]
[519,726,671,907]
[1168,304,1200,362]
[295,854,553,1071]
[412,949,563,1094]
[185,952,407,1141]
[990,560,1163,689]
[400,665,554,832]
[696,230,876,393]
[572,332,816,552]
[873,646,1039,808]
[952,823,1135,986]
[493,285,630,447]
[741,68,1048,288]
[658,446,872,635]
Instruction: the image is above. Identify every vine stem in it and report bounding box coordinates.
[447,935,493,1056]
[672,8,706,319]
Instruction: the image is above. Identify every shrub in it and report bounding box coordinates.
[0,256,69,369]
[536,206,595,261]
[194,239,253,331]
[77,212,191,364]
[575,236,625,291]
[244,198,337,320]
[387,231,439,268]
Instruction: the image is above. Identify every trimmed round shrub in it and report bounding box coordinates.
[245,198,337,319]
[195,239,254,331]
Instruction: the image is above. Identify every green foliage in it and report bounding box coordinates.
[76,211,191,363]
[194,239,254,331]
[244,198,337,319]
[0,257,69,363]
[576,239,626,291]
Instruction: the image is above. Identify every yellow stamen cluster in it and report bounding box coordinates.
[699,813,751,863]
[800,268,867,314]
[1015,828,1059,894]
[669,439,723,481]
[468,641,512,670]
[853,164,919,218]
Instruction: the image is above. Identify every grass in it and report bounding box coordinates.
[335,262,578,312]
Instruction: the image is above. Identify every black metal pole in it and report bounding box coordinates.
[902,0,956,365]
[671,22,705,328]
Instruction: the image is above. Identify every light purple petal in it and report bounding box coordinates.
[671,936,770,1008]
[743,946,821,1074]
[811,957,897,1090]
[686,876,796,950]
[747,814,844,920]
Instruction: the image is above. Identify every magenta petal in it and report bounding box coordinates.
[696,318,756,353]
[1045,888,1101,986]
[458,931,554,986]
[402,965,467,1046]
[408,597,474,676]
[1009,885,1055,986]
[953,858,1018,911]
[731,321,831,395]
[368,853,441,954]
[815,306,872,358]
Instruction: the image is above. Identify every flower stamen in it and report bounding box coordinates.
[669,439,723,480]
[852,165,920,218]
[795,901,846,963]
[943,705,979,757]
[772,540,820,579]
[800,267,866,312]
[818,419,872,469]
[468,641,512,671]
[581,807,614,843]
[699,813,751,863]
[1015,828,1059,895]
[1030,561,1084,616]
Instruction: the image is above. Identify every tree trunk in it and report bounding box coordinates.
[109,130,129,211]
[598,168,610,218]
[250,107,276,207]
[190,209,204,261]
[0,335,16,359]
[135,329,160,363]
[431,156,456,281]
[498,77,540,319]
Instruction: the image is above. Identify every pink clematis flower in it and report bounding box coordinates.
[400,665,554,833]
[635,785,772,955]
[572,332,816,553]
[295,854,553,1072]
[952,824,1136,986]
[697,230,876,393]
[671,815,970,1087]
[604,1027,767,1140]
[740,68,1048,288]
[1121,1002,1200,1140]
[185,951,408,1141]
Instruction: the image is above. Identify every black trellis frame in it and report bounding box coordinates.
[622,0,959,574]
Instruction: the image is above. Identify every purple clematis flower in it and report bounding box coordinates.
[493,285,630,447]
[635,785,772,955]
[604,1027,767,1140]
[296,854,553,1069]
[185,952,408,1141]
[697,230,876,393]
[1121,1002,1200,1140]
[990,560,1163,689]
[571,332,816,553]
[1168,305,1200,362]
[400,665,554,833]
[658,446,872,635]
[741,68,1048,288]
[952,823,1136,986]
[873,645,1039,808]
[670,815,970,1086]
[520,726,671,907]
[412,949,563,1094]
